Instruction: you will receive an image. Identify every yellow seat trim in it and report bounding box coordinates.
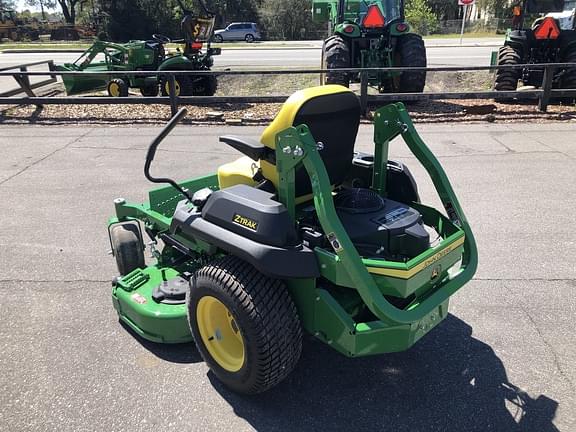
[217,156,259,190]
[217,85,354,194]
[259,85,354,191]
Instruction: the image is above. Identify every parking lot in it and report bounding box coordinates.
[0,121,575,431]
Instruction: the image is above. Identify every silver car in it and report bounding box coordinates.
[212,22,261,43]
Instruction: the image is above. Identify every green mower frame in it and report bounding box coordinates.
[108,95,477,393]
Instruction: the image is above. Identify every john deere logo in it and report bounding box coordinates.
[431,265,441,280]
[233,214,258,231]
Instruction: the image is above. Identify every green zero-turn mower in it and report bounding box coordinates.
[107,85,477,394]
[57,0,220,97]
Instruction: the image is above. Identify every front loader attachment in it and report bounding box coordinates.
[56,40,128,95]
[56,63,109,95]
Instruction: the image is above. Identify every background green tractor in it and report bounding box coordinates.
[313,0,427,93]
[58,0,220,97]
[494,0,576,91]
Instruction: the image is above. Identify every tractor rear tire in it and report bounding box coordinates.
[324,35,351,87]
[140,84,159,97]
[107,78,129,97]
[110,223,144,276]
[160,75,195,96]
[397,33,427,93]
[193,75,218,96]
[188,255,302,394]
[560,45,576,90]
[494,46,522,91]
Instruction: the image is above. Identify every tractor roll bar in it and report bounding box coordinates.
[275,102,477,326]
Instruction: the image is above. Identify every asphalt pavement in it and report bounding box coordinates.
[0,121,575,431]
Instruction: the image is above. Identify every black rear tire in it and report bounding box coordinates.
[494,45,522,91]
[324,35,351,87]
[110,223,144,276]
[193,75,218,96]
[396,33,427,93]
[561,45,576,90]
[188,255,302,394]
[160,74,195,96]
[140,84,159,97]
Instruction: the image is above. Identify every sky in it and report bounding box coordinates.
[16,0,46,12]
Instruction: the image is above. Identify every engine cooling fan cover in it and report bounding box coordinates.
[334,188,385,214]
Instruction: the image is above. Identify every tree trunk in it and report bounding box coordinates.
[58,0,74,24]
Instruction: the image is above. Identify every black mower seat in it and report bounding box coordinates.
[217,85,361,196]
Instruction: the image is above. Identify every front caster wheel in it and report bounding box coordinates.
[110,223,144,275]
[188,256,302,394]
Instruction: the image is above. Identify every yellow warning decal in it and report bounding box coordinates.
[366,236,465,279]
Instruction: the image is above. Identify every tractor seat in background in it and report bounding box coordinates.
[217,85,361,197]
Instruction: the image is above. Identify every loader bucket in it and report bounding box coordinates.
[56,63,109,95]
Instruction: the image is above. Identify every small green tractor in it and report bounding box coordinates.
[494,0,576,91]
[58,0,220,97]
[107,85,477,394]
[313,0,427,93]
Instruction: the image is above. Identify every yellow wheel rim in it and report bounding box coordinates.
[164,79,181,96]
[109,82,120,97]
[196,296,245,372]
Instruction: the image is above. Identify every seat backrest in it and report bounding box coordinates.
[259,85,361,197]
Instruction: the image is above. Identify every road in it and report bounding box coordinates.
[0,121,574,431]
[0,38,501,94]
[0,40,501,69]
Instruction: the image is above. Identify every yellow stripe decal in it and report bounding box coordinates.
[366,236,465,279]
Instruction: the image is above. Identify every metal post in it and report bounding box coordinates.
[459,4,468,46]
[13,65,39,104]
[19,66,31,91]
[13,70,42,108]
[538,65,553,112]
[168,74,179,117]
[360,71,369,117]
[48,60,57,80]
